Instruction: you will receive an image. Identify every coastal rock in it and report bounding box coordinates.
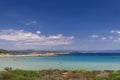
[62,72,72,79]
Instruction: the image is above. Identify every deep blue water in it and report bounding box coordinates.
[0,53,120,70]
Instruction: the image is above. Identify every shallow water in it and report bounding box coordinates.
[0,53,120,70]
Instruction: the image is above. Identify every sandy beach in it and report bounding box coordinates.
[0,53,57,57]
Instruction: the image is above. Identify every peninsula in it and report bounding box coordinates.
[0,49,70,57]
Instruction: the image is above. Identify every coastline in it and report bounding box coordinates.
[0,51,72,57]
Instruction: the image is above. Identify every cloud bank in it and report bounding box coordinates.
[0,29,75,48]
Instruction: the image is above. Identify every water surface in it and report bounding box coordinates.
[0,53,120,70]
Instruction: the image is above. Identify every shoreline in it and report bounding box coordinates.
[0,52,71,57]
[0,52,66,57]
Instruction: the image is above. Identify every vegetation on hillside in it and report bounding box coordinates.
[0,49,8,54]
[0,67,120,80]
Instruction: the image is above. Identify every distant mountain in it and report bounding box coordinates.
[97,50,120,53]
[2,49,120,54]
[79,50,120,54]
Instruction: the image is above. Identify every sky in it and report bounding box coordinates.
[0,0,120,50]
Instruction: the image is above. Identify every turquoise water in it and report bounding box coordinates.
[0,53,120,70]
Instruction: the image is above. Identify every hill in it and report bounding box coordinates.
[0,49,8,54]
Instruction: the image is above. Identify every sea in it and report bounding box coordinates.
[0,53,120,70]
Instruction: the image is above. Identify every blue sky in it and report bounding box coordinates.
[0,0,120,50]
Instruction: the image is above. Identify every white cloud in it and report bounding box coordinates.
[90,29,120,43]
[0,29,74,46]
[48,34,65,39]
[110,30,120,34]
[36,31,41,34]
[91,35,99,38]
[110,30,115,33]
[101,37,107,40]
[109,36,113,39]
[113,38,120,42]
[116,31,120,34]
[67,36,75,39]
[109,30,120,41]
[25,21,37,26]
